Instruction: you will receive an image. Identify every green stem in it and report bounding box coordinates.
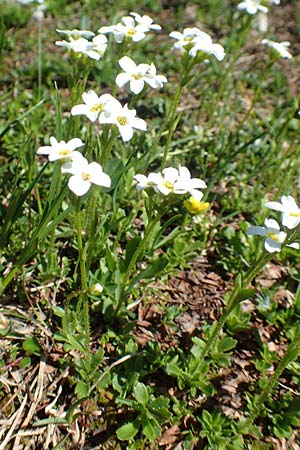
[75,199,90,350]
[85,188,98,274]
[114,215,160,316]
[249,339,300,420]
[161,83,184,169]
[200,252,272,360]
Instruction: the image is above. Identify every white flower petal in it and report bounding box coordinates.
[68,176,91,196]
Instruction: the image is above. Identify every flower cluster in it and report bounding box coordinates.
[134,166,206,200]
[169,28,225,61]
[262,39,292,59]
[247,195,300,252]
[99,12,161,43]
[237,0,280,15]
[71,91,147,142]
[237,0,268,14]
[116,56,167,94]
[55,29,107,60]
[37,137,111,196]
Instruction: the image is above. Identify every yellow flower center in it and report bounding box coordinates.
[289,211,300,217]
[127,28,137,36]
[117,116,129,126]
[90,103,104,113]
[133,73,142,80]
[81,172,91,181]
[184,197,210,214]
[163,181,174,190]
[267,232,280,242]
[59,149,71,156]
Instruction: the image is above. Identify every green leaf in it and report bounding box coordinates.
[218,337,237,353]
[19,356,31,368]
[165,363,184,378]
[124,237,143,270]
[236,288,255,303]
[128,257,168,292]
[134,382,149,406]
[22,337,42,356]
[116,422,139,441]
[142,414,161,442]
[75,380,89,399]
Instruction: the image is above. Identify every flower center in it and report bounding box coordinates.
[267,232,280,242]
[81,172,91,181]
[289,212,300,217]
[127,28,137,36]
[163,181,174,190]
[90,103,104,113]
[59,149,71,156]
[133,73,142,80]
[117,116,129,126]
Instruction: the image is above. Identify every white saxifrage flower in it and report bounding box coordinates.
[56,28,95,39]
[55,37,101,60]
[71,91,115,122]
[237,0,268,14]
[116,57,167,94]
[134,173,164,191]
[265,195,300,229]
[129,12,161,31]
[169,28,206,51]
[92,34,108,56]
[189,32,225,61]
[144,63,167,89]
[247,218,287,253]
[37,137,84,161]
[116,57,150,94]
[134,166,206,200]
[99,101,147,142]
[170,28,225,61]
[262,39,292,59]
[99,16,148,43]
[62,156,111,196]
[155,167,206,199]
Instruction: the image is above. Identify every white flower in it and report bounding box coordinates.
[56,29,95,39]
[99,16,148,43]
[135,166,206,200]
[265,195,300,229]
[134,173,164,191]
[189,32,225,61]
[15,0,44,3]
[129,12,161,31]
[262,39,292,59]
[169,28,205,51]
[115,57,167,94]
[155,167,206,199]
[116,56,151,94]
[247,218,287,252]
[71,91,115,122]
[92,34,108,56]
[170,28,225,61]
[55,37,101,60]
[63,156,111,196]
[144,63,167,89]
[99,101,147,142]
[237,0,268,14]
[37,137,84,161]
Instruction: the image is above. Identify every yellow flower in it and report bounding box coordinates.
[184,196,210,214]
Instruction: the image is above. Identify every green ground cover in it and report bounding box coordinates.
[0,0,300,448]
